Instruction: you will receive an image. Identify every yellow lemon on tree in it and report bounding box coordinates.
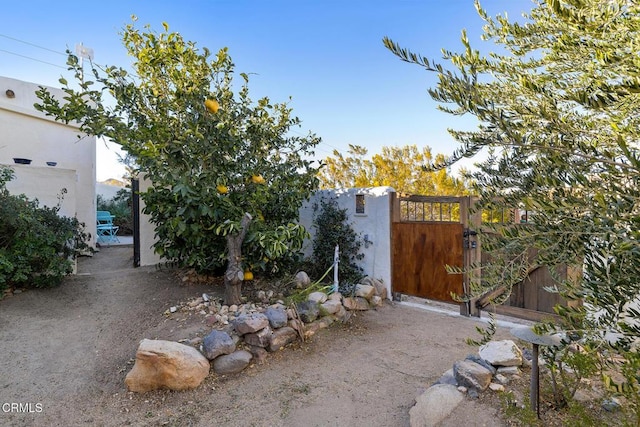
[216,185,228,194]
[205,99,219,113]
[251,174,265,184]
[243,271,254,281]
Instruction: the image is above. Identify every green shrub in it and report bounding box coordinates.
[0,167,91,292]
[308,197,364,287]
[97,188,133,235]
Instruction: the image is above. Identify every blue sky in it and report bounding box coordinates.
[1,0,534,181]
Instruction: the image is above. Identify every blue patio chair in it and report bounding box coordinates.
[96,210,120,243]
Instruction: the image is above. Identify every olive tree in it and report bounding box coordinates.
[36,21,320,304]
[385,0,640,410]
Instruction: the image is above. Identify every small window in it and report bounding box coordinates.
[355,194,365,214]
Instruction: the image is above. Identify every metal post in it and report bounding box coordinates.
[333,245,339,293]
[512,326,560,420]
[531,343,540,418]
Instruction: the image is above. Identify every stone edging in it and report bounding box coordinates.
[124,277,387,392]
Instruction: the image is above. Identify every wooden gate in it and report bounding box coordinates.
[390,194,578,320]
[478,244,578,321]
[391,195,473,306]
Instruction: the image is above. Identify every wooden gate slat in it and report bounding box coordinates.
[392,222,463,302]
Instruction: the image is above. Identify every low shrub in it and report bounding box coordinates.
[0,167,91,293]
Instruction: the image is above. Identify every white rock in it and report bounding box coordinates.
[409,384,464,427]
[308,291,328,304]
[489,383,505,392]
[169,306,177,313]
[478,340,523,367]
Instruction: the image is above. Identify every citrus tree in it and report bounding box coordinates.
[36,21,320,304]
[385,0,640,413]
[319,144,471,195]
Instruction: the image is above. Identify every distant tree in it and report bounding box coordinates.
[385,0,640,412]
[36,20,320,304]
[320,144,471,195]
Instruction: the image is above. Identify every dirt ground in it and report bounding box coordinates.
[0,245,526,427]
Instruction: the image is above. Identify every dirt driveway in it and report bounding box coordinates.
[0,245,523,426]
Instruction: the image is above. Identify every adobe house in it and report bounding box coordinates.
[0,76,97,249]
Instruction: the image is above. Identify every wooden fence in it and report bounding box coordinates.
[391,194,578,321]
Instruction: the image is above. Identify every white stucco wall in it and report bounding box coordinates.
[0,76,97,247]
[299,187,395,298]
[5,165,77,218]
[138,177,162,267]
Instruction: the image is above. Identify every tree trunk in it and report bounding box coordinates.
[224,213,252,305]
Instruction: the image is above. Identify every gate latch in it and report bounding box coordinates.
[463,228,477,249]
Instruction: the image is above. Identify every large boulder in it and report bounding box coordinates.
[125,339,210,392]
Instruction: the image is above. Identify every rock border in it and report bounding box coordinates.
[125,277,387,392]
[410,339,527,426]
